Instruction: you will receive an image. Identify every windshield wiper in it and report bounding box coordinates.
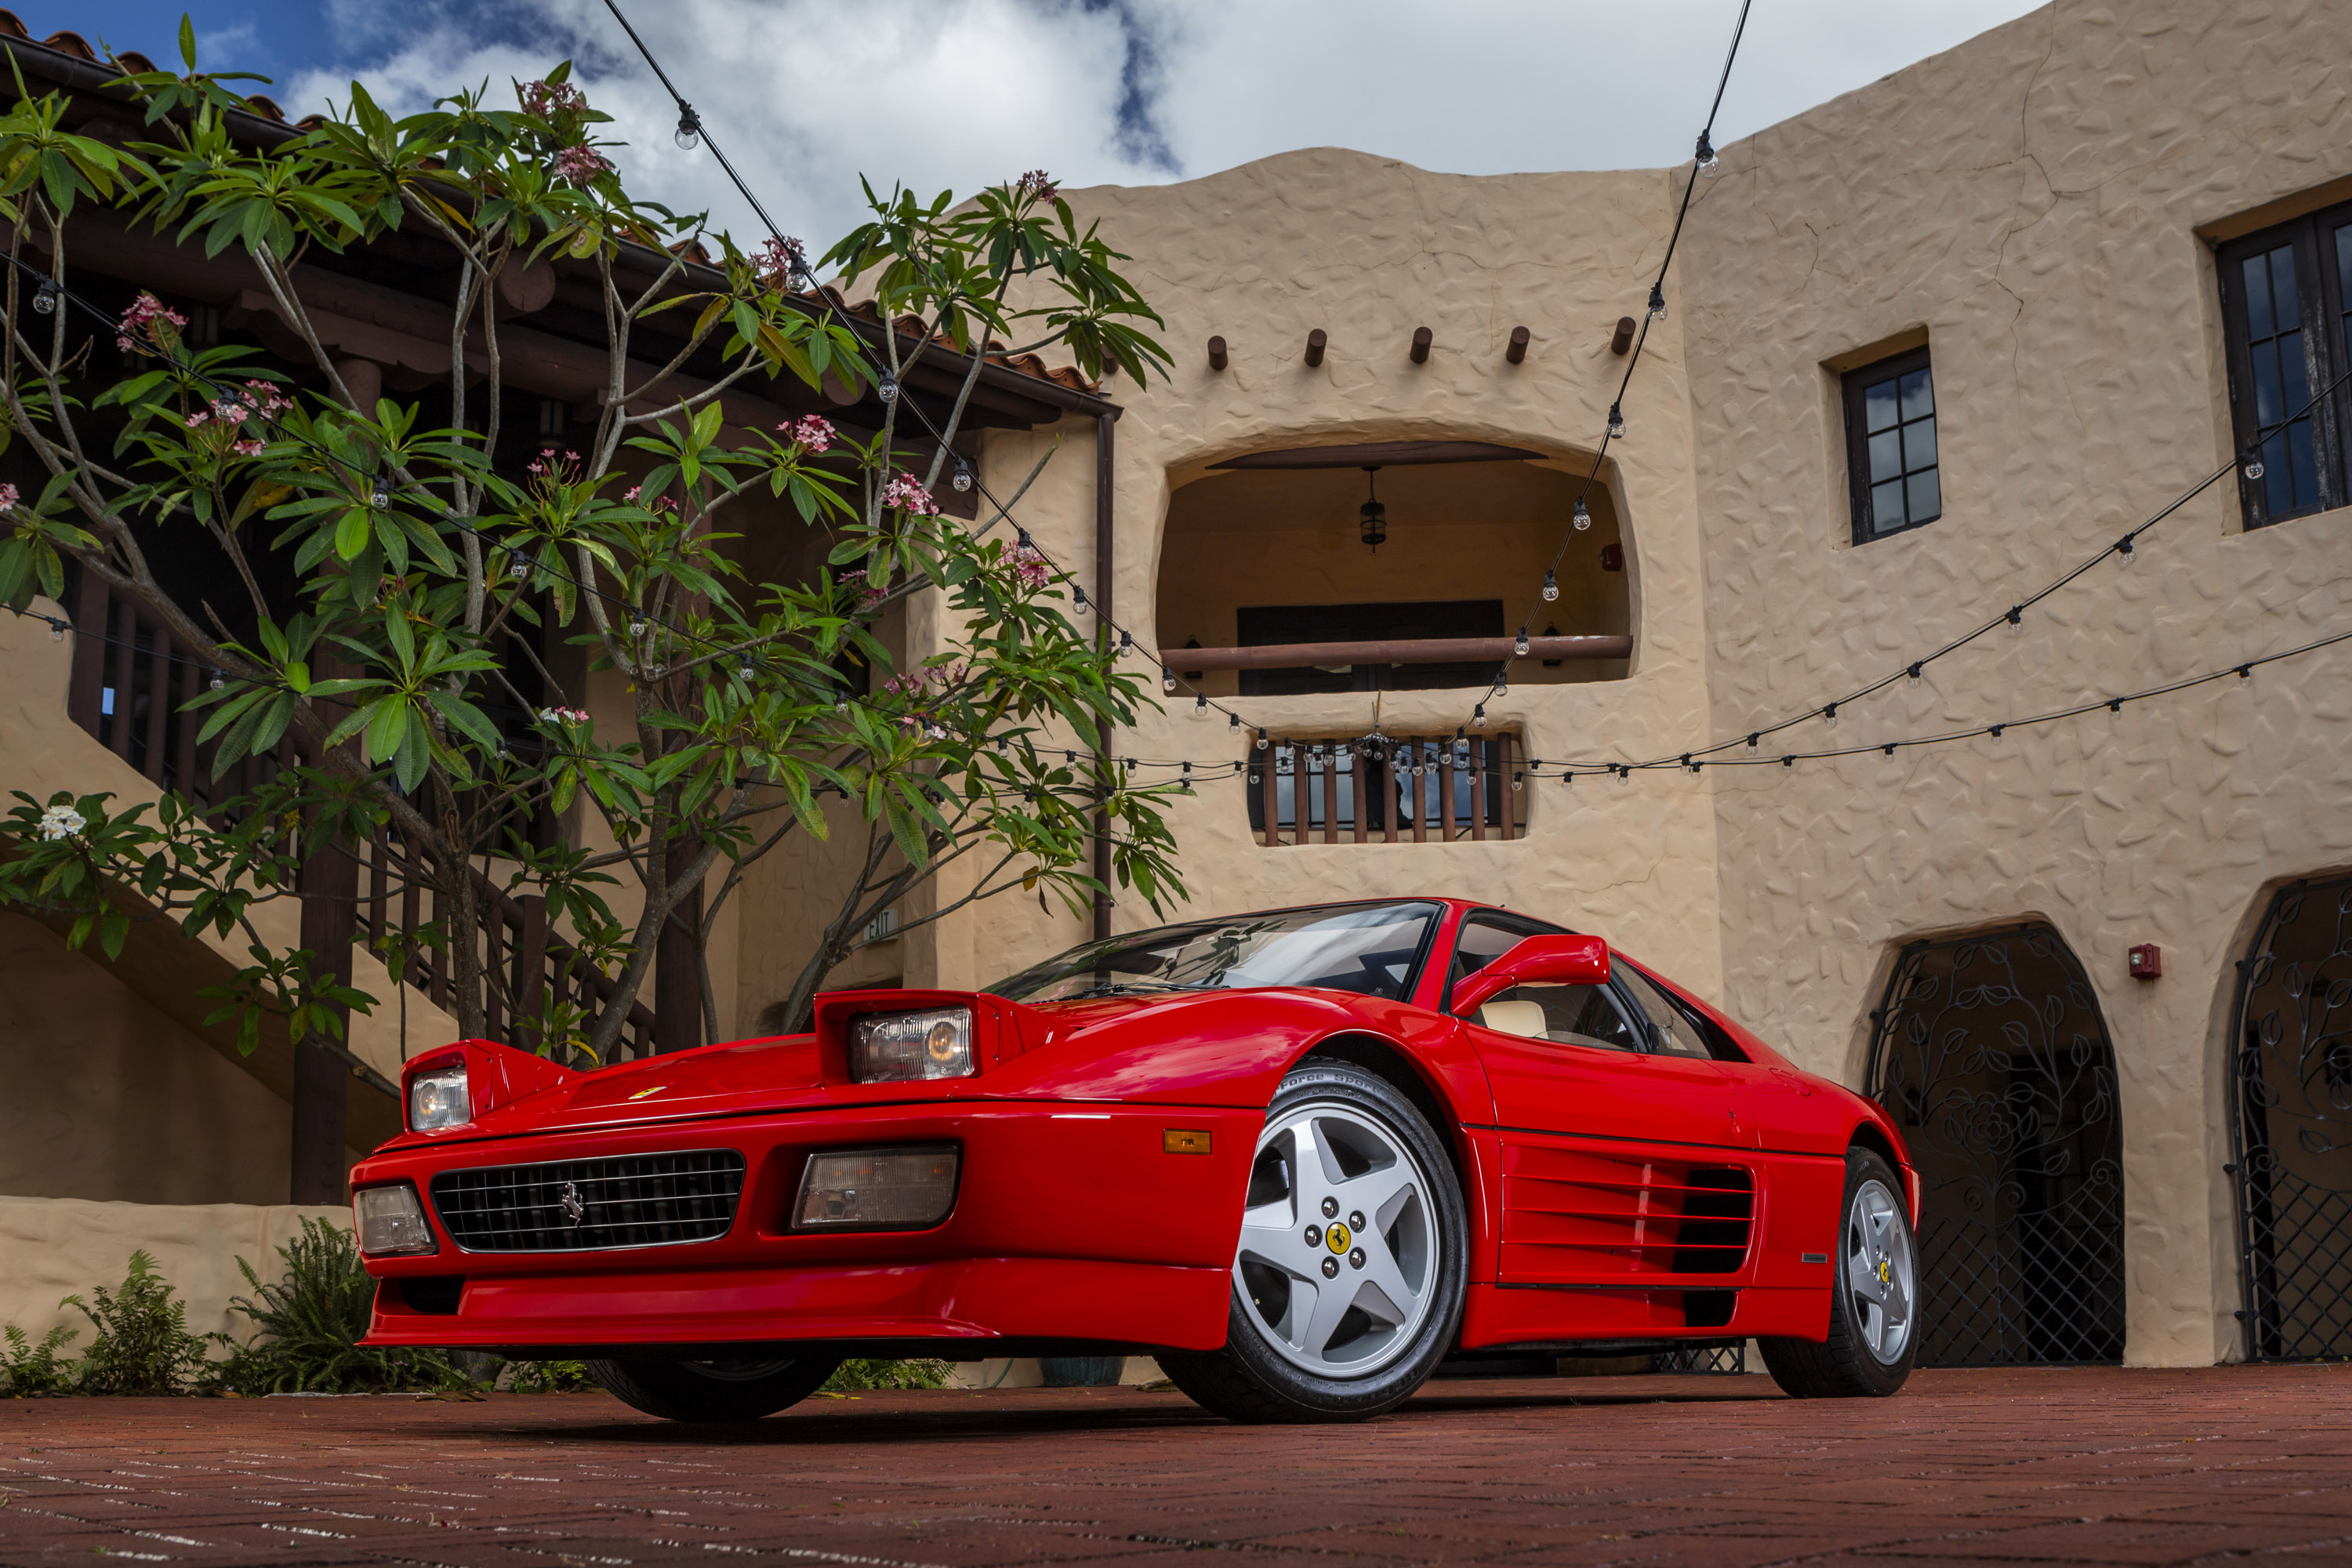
[1055,980,1210,999]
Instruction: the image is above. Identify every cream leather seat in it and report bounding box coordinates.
[1475,999,1549,1039]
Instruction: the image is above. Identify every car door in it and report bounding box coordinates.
[1446,915,1749,1287]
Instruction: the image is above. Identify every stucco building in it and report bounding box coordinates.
[7,2,2351,1371]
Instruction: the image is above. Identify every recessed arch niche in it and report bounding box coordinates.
[1153,441,1632,697]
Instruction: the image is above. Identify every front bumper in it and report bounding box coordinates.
[354,1100,1258,1356]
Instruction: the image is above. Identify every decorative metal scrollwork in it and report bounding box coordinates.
[2229,877,2352,1360]
[1866,926,2126,1366]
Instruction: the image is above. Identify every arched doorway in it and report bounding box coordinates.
[2229,876,2352,1360]
[1865,926,2127,1365]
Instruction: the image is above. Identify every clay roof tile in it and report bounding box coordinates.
[40,27,91,59]
[0,12,29,40]
[241,94,285,122]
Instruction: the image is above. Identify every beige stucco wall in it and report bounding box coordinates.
[1679,0,2352,1367]
[0,1196,344,1348]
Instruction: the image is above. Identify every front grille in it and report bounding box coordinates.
[430,1149,746,1253]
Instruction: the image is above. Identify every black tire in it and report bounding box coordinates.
[1160,1059,1467,1423]
[1759,1149,1918,1398]
[583,1354,842,1422]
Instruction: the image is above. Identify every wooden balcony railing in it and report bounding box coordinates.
[1247,734,1526,847]
[61,570,654,1064]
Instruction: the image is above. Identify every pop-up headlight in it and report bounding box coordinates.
[408,1064,470,1131]
[353,1182,437,1256]
[848,1007,973,1082]
[793,1145,960,1230]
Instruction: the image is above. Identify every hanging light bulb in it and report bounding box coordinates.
[1228,712,1240,730]
[1358,466,1388,550]
[1512,771,1523,792]
[2245,456,2266,481]
[1646,281,1667,322]
[371,481,391,510]
[2118,535,2138,567]
[32,277,58,316]
[47,619,64,641]
[1473,704,1487,729]
[1192,692,1208,718]
[1988,724,2006,741]
[2006,605,2025,634]
[1016,528,1033,550]
[1695,128,1722,176]
[673,104,702,151]
[952,458,973,493]
[509,555,529,580]
[1073,585,1087,612]
[1118,630,1131,653]
[1907,662,1923,686]
[877,374,898,404]
[1162,666,1176,695]
[1494,669,1508,697]
[740,653,755,681]
[996,735,1009,753]
[1823,702,1838,729]
[1514,626,1530,658]
[1607,403,1625,440]
[1255,728,1269,751]
[628,612,648,639]
[1541,569,1559,602]
[1572,498,1592,532]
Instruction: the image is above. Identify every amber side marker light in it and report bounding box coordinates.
[1163,1129,1213,1155]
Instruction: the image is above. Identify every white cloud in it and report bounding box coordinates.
[281,0,2048,255]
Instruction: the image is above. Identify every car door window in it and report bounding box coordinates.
[1615,963,1730,1060]
[1475,981,1643,1051]
[1444,912,1565,1010]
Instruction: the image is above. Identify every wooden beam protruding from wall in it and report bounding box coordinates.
[1610,316,1636,354]
[1410,326,1432,364]
[1507,325,1530,364]
[1207,335,1228,371]
[1305,328,1327,367]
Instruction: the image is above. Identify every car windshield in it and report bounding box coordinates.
[985,902,1443,1004]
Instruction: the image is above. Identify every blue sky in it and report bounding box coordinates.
[49,0,2051,252]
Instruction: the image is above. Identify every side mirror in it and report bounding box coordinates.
[1451,934,1610,1018]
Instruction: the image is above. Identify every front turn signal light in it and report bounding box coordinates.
[793,1145,960,1231]
[354,1182,437,1257]
[848,1007,974,1082]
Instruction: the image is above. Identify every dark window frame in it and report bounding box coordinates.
[1841,343,1944,545]
[2216,200,2352,530]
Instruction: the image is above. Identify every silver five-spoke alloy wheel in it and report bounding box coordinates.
[1845,1176,1915,1364]
[1234,1098,1440,1377]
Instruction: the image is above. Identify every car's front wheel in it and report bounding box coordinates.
[1160,1059,1467,1423]
[1758,1149,1918,1398]
[584,1354,842,1422]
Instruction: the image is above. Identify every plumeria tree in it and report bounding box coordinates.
[0,25,1182,1072]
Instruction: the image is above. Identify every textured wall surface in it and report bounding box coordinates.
[1679,1,2352,1366]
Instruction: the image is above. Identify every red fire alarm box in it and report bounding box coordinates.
[2128,943,2161,980]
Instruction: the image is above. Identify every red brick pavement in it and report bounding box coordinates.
[4,1366,2351,1566]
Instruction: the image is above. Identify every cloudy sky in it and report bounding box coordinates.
[64,0,2046,252]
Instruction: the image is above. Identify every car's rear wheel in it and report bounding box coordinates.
[1759,1149,1918,1398]
[584,1354,842,1422]
[1160,1059,1466,1423]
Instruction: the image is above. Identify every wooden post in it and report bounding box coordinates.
[291,833,357,1206]
[1498,733,1516,839]
[1207,336,1228,371]
[111,598,138,761]
[67,571,107,736]
[1305,328,1327,368]
[1352,745,1368,844]
[141,627,171,786]
[1439,740,1457,840]
[1319,748,1337,845]
[1260,746,1279,848]
[1471,739,1488,843]
[1409,740,1425,844]
[1507,325,1531,364]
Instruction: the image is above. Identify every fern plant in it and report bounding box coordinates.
[212,1218,468,1394]
[1,1323,78,1396]
[66,1252,209,1395]
[825,1358,953,1392]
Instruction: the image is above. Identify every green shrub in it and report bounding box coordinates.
[825,1357,952,1392]
[212,1218,469,1395]
[67,1252,209,1395]
[502,1359,594,1392]
[0,1323,78,1396]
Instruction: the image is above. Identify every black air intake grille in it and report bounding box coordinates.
[430,1149,746,1253]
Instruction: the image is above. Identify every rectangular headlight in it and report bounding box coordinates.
[848,1007,973,1082]
[353,1182,437,1257]
[793,1145,960,1230]
[408,1065,470,1131]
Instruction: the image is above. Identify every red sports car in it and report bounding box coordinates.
[353,898,1921,1422]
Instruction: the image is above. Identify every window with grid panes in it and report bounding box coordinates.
[1842,345,1941,543]
[2217,201,2352,528]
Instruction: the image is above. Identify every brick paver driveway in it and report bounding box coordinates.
[4,1366,2350,1566]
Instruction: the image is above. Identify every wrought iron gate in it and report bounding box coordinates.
[1865,927,2126,1365]
[2229,876,2352,1359]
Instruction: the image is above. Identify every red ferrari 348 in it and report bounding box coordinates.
[353,898,1921,1423]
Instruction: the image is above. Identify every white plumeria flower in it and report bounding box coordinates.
[38,804,85,841]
